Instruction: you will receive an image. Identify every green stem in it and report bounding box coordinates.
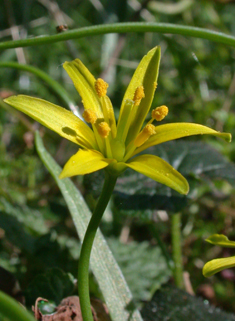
[0,62,76,111]
[0,291,36,321]
[78,172,117,321]
[0,22,235,49]
[171,212,184,289]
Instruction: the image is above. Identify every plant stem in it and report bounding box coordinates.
[171,212,184,289]
[78,172,117,321]
[0,22,235,50]
[0,291,36,321]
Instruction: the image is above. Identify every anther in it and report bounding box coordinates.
[133,86,145,107]
[134,124,156,147]
[95,78,109,97]
[152,105,168,121]
[83,109,98,124]
[97,122,111,138]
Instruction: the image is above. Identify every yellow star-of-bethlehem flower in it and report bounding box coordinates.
[203,234,235,277]
[4,47,231,195]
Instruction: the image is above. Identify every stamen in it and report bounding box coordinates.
[83,109,98,124]
[95,78,109,97]
[133,86,145,107]
[134,124,156,147]
[151,105,168,121]
[97,121,111,138]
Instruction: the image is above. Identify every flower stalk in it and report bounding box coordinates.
[171,213,184,289]
[78,172,117,321]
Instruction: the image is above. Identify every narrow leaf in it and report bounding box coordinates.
[0,291,36,321]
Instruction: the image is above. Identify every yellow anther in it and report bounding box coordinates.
[83,109,98,124]
[134,124,156,147]
[97,122,111,138]
[133,86,145,107]
[154,82,157,90]
[95,78,109,97]
[152,105,168,121]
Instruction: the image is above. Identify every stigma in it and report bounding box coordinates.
[95,78,109,97]
[151,105,168,121]
[134,124,156,147]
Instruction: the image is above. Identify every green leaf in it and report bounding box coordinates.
[0,197,48,235]
[25,268,75,305]
[108,239,171,302]
[35,131,143,321]
[141,284,235,321]
[0,291,36,321]
[0,213,35,253]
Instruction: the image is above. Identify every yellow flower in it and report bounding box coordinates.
[4,47,231,195]
[203,234,235,277]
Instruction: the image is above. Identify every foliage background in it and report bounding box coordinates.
[0,0,235,317]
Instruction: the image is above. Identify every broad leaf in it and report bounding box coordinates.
[141,283,235,321]
[25,268,75,305]
[108,239,171,302]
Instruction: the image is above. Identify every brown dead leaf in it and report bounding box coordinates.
[33,296,111,321]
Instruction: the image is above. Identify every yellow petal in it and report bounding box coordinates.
[205,234,235,248]
[126,154,189,194]
[59,149,114,178]
[123,46,161,144]
[63,59,103,118]
[132,123,232,157]
[4,95,97,149]
[203,256,235,277]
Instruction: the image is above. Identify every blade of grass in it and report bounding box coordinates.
[35,131,143,321]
